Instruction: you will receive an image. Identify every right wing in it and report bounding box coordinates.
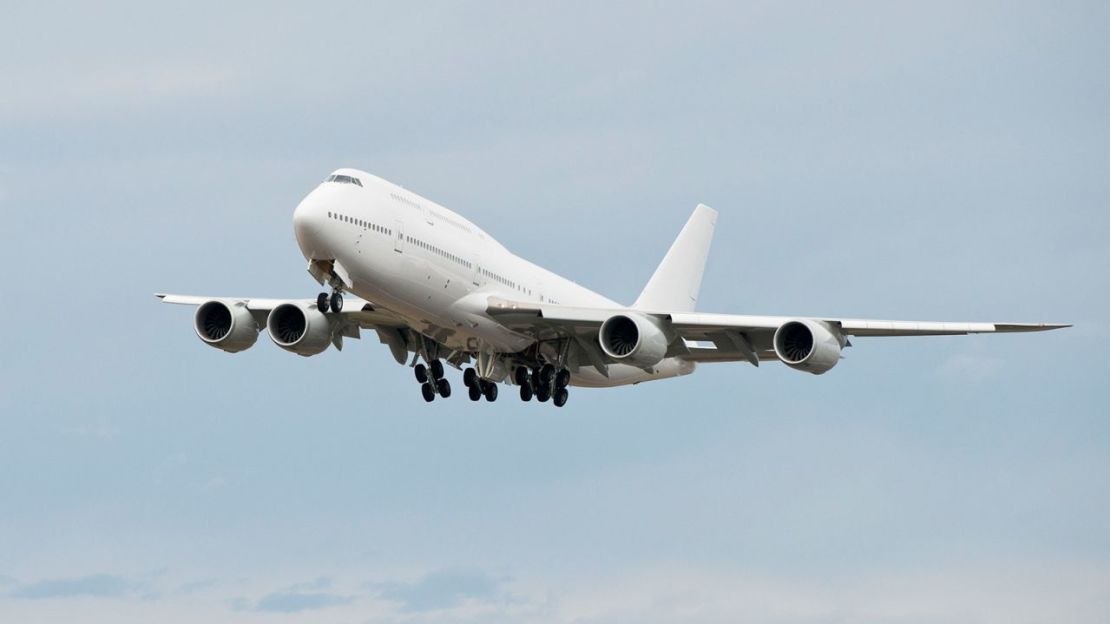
[155,293,412,361]
[155,293,406,329]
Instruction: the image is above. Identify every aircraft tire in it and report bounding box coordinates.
[555,369,571,388]
[553,388,569,407]
[540,363,556,385]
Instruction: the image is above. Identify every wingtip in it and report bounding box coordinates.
[994,322,1072,332]
[154,293,167,300]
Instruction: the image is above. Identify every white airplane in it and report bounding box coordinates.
[158,168,1068,406]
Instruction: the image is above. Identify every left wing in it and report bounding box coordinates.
[486,297,1069,369]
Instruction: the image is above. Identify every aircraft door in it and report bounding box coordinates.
[472,253,481,285]
[394,219,404,252]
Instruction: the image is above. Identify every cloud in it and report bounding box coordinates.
[253,590,353,613]
[373,567,501,612]
[540,562,1110,624]
[10,574,131,599]
[250,578,352,613]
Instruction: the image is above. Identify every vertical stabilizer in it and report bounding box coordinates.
[633,204,717,312]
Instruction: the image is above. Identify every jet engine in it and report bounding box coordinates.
[193,300,259,353]
[267,302,333,356]
[773,319,843,375]
[598,313,670,368]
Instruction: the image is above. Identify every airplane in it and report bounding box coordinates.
[157,168,1068,406]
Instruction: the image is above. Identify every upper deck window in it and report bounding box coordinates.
[325,174,363,187]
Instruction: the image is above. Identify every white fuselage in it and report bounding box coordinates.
[291,169,695,388]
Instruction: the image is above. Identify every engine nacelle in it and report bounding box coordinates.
[598,313,670,368]
[194,300,259,353]
[267,302,333,356]
[773,319,843,375]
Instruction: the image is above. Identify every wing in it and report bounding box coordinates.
[155,292,411,359]
[486,297,1069,366]
[155,293,406,329]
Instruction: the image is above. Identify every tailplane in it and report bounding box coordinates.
[633,203,717,312]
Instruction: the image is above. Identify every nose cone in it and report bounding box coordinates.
[293,190,327,260]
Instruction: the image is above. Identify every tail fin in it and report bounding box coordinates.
[633,203,717,312]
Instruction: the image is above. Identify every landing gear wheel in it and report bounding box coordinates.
[316,292,329,311]
[421,382,435,402]
[429,359,444,380]
[519,383,533,401]
[514,366,530,386]
[482,382,498,402]
[540,363,556,385]
[468,384,482,401]
[329,291,344,313]
[414,363,428,383]
[436,378,451,398]
[463,368,478,388]
[536,384,552,403]
[553,387,569,407]
[555,369,571,388]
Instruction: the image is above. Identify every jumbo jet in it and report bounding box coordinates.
[158,168,1067,406]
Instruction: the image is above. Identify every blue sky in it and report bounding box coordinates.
[1,2,1107,622]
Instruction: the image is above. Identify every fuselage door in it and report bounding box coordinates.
[472,253,481,285]
[394,219,404,252]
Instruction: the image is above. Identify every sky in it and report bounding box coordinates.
[0,1,1108,622]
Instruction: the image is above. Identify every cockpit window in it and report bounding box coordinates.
[325,174,363,187]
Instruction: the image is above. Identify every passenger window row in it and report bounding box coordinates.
[479,267,531,296]
[405,235,472,269]
[327,211,391,237]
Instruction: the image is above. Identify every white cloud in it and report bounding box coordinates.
[538,561,1110,624]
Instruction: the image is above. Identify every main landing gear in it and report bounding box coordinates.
[408,356,568,407]
[414,359,451,402]
[463,367,498,402]
[514,364,571,407]
[316,290,344,313]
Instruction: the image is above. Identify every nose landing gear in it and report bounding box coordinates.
[316,290,344,313]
